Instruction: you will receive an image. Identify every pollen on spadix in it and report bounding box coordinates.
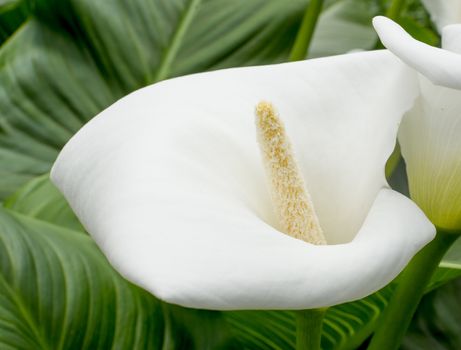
[255,101,327,245]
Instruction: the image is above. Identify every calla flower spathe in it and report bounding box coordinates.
[51,51,434,310]
[374,16,461,232]
[421,0,461,32]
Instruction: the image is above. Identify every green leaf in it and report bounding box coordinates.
[403,277,461,350]
[0,0,29,43]
[4,174,83,231]
[0,206,165,349]
[0,0,309,199]
[163,304,241,350]
[440,237,461,270]
[310,0,379,58]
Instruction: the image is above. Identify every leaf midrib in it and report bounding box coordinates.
[154,0,202,82]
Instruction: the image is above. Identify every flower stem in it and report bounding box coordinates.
[289,0,324,61]
[296,308,326,350]
[367,230,459,350]
[386,0,406,21]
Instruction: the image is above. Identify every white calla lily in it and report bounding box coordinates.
[421,0,461,32]
[374,16,461,232]
[51,50,434,310]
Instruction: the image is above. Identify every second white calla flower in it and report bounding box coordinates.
[374,16,461,232]
[51,50,434,310]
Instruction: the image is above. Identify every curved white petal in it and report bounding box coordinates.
[442,24,461,53]
[399,76,461,231]
[421,0,461,32]
[374,16,461,231]
[51,52,431,309]
[373,16,461,90]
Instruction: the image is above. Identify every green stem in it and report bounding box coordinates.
[386,0,406,21]
[289,0,324,61]
[296,308,326,350]
[367,230,460,350]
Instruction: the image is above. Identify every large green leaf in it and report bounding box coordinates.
[0,206,165,349]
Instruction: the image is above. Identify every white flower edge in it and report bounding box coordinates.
[51,51,435,310]
[373,16,461,90]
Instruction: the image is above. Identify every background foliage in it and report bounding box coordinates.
[0,0,460,349]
